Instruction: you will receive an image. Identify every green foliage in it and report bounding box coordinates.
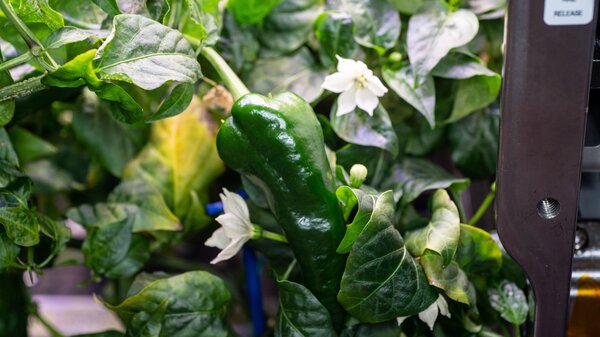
[335,186,375,254]
[104,271,232,337]
[228,0,281,25]
[330,104,399,157]
[405,189,460,267]
[245,48,327,103]
[275,280,339,337]
[488,281,529,326]
[315,12,357,67]
[0,0,519,336]
[338,191,437,322]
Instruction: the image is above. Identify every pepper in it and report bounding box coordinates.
[216,92,346,328]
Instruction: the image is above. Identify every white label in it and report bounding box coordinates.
[544,0,595,25]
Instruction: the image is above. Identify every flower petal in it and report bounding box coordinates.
[337,87,357,115]
[396,316,409,326]
[322,72,354,93]
[366,75,388,96]
[336,55,362,73]
[220,188,250,221]
[436,295,451,318]
[418,300,439,331]
[216,213,253,239]
[210,238,247,264]
[355,87,379,116]
[205,228,230,249]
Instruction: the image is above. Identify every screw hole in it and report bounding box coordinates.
[537,198,560,219]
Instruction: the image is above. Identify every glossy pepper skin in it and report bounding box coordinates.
[216,92,346,327]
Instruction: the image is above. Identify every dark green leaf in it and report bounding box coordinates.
[105,271,231,337]
[0,161,33,201]
[455,224,502,276]
[336,145,389,187]
[488,280,528,325]
[421,252,476,306]
[336,186,376,253]
[432,52,497,79]
[105,234,150,279]
[37,213,71,260]
[0,128,18,166]
[10,0,64,31]
[331,105,399,157]
[338,191,437,322]
[50,0,108,29]
[245,48,328,103]
[8,127,57,164]
[405,189,460,267]
[335,0,400,53]
[44,26,106,50]
[227,0,281,25]
[448,110,499,179]
[396,158,470,205]
[82,214,134,276]
[94,14,201,90]
[91,0,121,16]
[405,116,445,156]
[314,11,358,67]
[0,50,15,126]
[383,66,436,128]
[353,320,403,337]
[407,2,478,81]
[0,205,40,247]
[24,159,83,193]
[68,179,181,233]
[72,90,144,177]
[173,0,222,46]
[0,231,19,270]
[218,12,260,73]
[146,83,194,122]
[275,280,338,337]
[447,74,501,123]
[127,272,171,297]
[258,0,323,55]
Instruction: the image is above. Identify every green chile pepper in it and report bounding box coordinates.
[216,92,346,327]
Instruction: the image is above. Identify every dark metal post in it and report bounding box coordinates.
[496,0,599,336]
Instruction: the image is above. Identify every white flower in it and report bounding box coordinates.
[205,188,255,264]
[321,56,388,116]
[396,295,451,330]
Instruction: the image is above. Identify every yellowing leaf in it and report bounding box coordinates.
[124,96,223,225]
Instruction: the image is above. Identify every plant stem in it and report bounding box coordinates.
[0,0,58,71]
[282,259,297,281]
[514,324,521,337]
[0,0,43,48]
[33,311,65,337]
[262,229,288,243]
[200,47,249,101]
[468,182,496,225]
[0,51,33,73]
[0,74,48,102]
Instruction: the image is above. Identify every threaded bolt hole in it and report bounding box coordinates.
[537,198,560,219]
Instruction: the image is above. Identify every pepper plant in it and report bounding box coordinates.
[0,0,531,336]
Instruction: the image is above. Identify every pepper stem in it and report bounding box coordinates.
[468,182,496,226]
[200,47,249,101]
[0,50,33,73]
[262,230,288,243]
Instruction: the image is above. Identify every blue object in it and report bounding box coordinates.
[243,246,266,336]
[205,188,249,216]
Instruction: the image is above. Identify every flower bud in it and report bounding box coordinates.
[350,164,368,188]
